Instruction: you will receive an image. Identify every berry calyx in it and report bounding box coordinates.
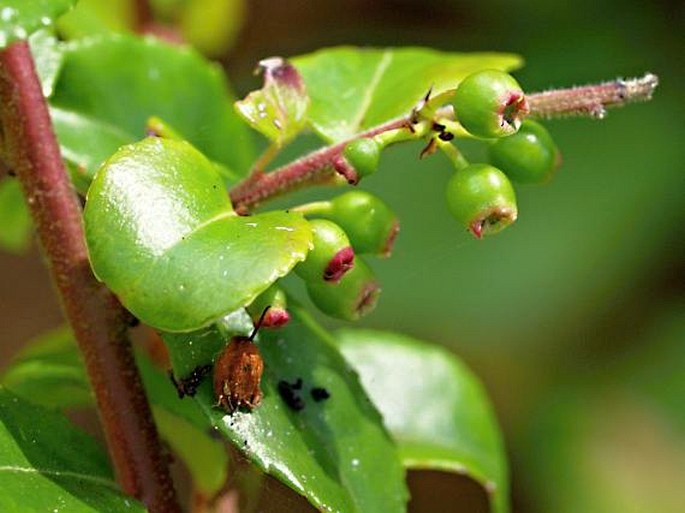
[452,70,529,139]
[325,191,400,257]
[342,138,382,179]
[488,119,560,184]
[446,163,518,238]
[306,258,380,321]
[295,219,355,283]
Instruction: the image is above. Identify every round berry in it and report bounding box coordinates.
[325,191,399,257]
[488,120,560,184]
[306,258,380,321]
[343,138,381,178]
[295,219,354,283]
[246,284,290,328]
[452,70,529,139]
[446,163,518,238]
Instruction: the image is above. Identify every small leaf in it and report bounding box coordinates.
[162,305,408,513]
[292,46,522,142]
[84,137,312,331]
[0,0,76,48]
[235,57,310,147]
[0,387,146,513]
[337,329,510,513]
[49,33,254,184]
[2,327,91,409]
[0,179,32,254]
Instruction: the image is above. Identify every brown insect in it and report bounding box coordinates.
[213,308,269,413]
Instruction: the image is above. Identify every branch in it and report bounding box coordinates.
[229,117,414,211]
[0,41,181,513]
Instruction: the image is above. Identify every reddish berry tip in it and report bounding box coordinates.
[323,246,355,282]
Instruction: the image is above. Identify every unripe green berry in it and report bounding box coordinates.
[324,191,399,257]
[343,138,381,178]
[306,258,380,321]
[446,163,518,238]
[295,219,354,283]
[452,70,529,139]
[488,120,560,184]
[246,284,290,328]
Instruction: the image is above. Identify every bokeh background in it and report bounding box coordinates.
[1,1,683,512]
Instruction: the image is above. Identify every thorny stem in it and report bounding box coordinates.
[229,73,658,212]
[0,42,181,513]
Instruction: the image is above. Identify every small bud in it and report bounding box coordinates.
[306,258,381,321]
[342,138,381,179]
[246,284,290,328]
[325,191,400,257]
[452,70,529,139]
[446,163,518,238]
[295,219,355,283]
[488,120,560,184]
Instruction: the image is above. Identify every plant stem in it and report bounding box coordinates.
[0,41,181,513]
[527,73,658,119]
[229,117,419,210]
[134,0,155,32]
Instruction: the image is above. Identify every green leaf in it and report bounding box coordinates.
[1,326,229,496]
[56,0,135,40]
[0,0,77,48]
[84,137,312,331]
[2,327,92,409]
[49,33,254,184]
[28,30,63,97]
[235,57,310,147]
[0,179,32,254]
[0,387,146,513]
[162,305,408,513]
[336,329,509,513]
[292,46,522,142]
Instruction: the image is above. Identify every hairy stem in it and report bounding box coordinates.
[0,41,181,513]
[229,117,419,210]
[527,73,658,119]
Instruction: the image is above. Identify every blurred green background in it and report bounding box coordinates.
[1,1,683,512]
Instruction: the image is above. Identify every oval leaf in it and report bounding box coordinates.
[162,306,408,513]
[0,0,76,48]
[292,46,522,142]
[336,329,509,513]
[84,137,312,331]
[0,387,146,513]
[49,33,254,183]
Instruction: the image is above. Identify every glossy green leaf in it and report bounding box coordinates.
[0,179,32,254]
[2,327,91,409]
[336,329,509,513]
[0,0,76,48]
[28,30,63,97]
[292,46,522,142]
[0,387,146,513]
[162,305,408,513]
[49,33,254,184]
[84,137,312,331]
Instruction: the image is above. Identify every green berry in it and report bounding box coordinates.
[452,70,529,139]
[246,284,290,328]
[306,258,380,321]
[446,163,517,238]
[295,219,354,283]
[488,120,560,184]
[324,191,399,257]
[343,138,381,178]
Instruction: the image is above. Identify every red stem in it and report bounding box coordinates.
[0,42,181,513]
[229,117,410,210]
